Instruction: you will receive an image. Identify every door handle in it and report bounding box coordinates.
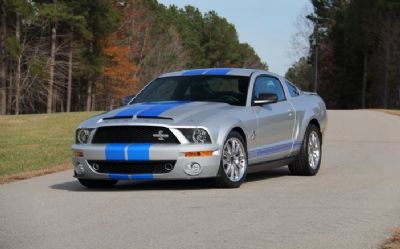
[288,109,293,116]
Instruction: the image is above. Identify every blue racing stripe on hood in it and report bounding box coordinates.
[137,101,189,117]
[114,103,152,117]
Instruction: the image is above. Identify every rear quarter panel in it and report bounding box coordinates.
[289,94,327,145]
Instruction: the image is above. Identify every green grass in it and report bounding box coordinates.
[0,112,100,177]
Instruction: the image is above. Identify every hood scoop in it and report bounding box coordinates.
[136,115,173,120]
[102,116,133,120]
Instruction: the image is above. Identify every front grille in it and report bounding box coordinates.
[88,160,176,174]
[91,126,179,144]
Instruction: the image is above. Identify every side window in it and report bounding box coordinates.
[253,76,286,101]
[286,80,300,97]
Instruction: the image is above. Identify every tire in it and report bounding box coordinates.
[289,123,322,176]
[78,178,118,189]
[216,131,248,188]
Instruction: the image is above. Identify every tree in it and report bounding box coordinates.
[0,1,6,115]
[285,57,313,90]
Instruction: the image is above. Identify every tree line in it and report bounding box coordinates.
[0,0,267,115]
[286,0,400,109]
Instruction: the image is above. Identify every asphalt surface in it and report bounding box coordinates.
[1,110,400,249]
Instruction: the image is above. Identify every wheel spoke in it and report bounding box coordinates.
[307,131,321,170]
[222,137,247,182]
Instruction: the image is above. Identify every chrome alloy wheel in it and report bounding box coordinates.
[307,131,321,169]
[222,137,247,182]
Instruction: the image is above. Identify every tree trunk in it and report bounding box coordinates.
[397,64,400,108]
[47,23,57,113]
[361,51,368,108]
[53,87,57,112]
[383,46,390,109]
[0,3,6,115]
[109,96,114,111]
[86,80,92,111]
[15,13,21,115]
[66,31,73,112]
[91,83,96,111]
[7,70,12,114]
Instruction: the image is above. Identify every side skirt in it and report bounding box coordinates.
[247,157,296,174]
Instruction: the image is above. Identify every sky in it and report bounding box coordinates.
[158,0,311,76]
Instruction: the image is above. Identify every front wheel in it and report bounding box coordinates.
[216,131,248,188]
[289,123,322,176]
[78,178,118,189]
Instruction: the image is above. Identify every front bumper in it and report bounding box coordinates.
[72,143,221,180]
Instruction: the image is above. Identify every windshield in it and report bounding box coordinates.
[132,75,250,106]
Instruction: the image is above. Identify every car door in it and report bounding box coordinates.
[250,75,295,163]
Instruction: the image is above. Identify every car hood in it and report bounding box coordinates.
[79,101,245,128]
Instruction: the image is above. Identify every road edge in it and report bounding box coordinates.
[0,163,71,185]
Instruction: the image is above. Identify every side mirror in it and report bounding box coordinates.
[253,93,278,106]
[122,95,135,105]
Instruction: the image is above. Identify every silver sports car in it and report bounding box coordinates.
[72,68,327,188]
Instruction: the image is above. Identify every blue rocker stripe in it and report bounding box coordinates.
[255,143,292,156]
[249,141,303,158]
[137,101,189,117]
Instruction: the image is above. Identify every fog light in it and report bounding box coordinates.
[92,163,100,171]
[75,162,85,175]
[184,162,202,176]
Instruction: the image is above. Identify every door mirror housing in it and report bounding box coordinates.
[253,93,278,105]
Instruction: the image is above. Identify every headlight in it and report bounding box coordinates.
[179,128,211,144]
[76,129,93,144]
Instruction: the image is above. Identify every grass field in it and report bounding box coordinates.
[0,112,100,183]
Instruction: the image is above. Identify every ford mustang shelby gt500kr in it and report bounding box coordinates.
[72,68,327,188]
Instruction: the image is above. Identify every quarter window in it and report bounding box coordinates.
[253,76,286,102]
[286,80,300,97]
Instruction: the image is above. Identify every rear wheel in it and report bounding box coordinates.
[78,178,118,189]
[216,131,248,188]
[289,124,322,176]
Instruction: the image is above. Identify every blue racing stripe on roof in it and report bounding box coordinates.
[204,68,232,75]
[127,144,150,161]
[137,101,189,117]
[182,69,208,75]
[105,144,126,161]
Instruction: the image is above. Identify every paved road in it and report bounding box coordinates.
[1,110,400,249]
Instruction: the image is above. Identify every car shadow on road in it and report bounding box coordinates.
[50,167,290,192]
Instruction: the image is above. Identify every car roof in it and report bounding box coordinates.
[158,68,282,78]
